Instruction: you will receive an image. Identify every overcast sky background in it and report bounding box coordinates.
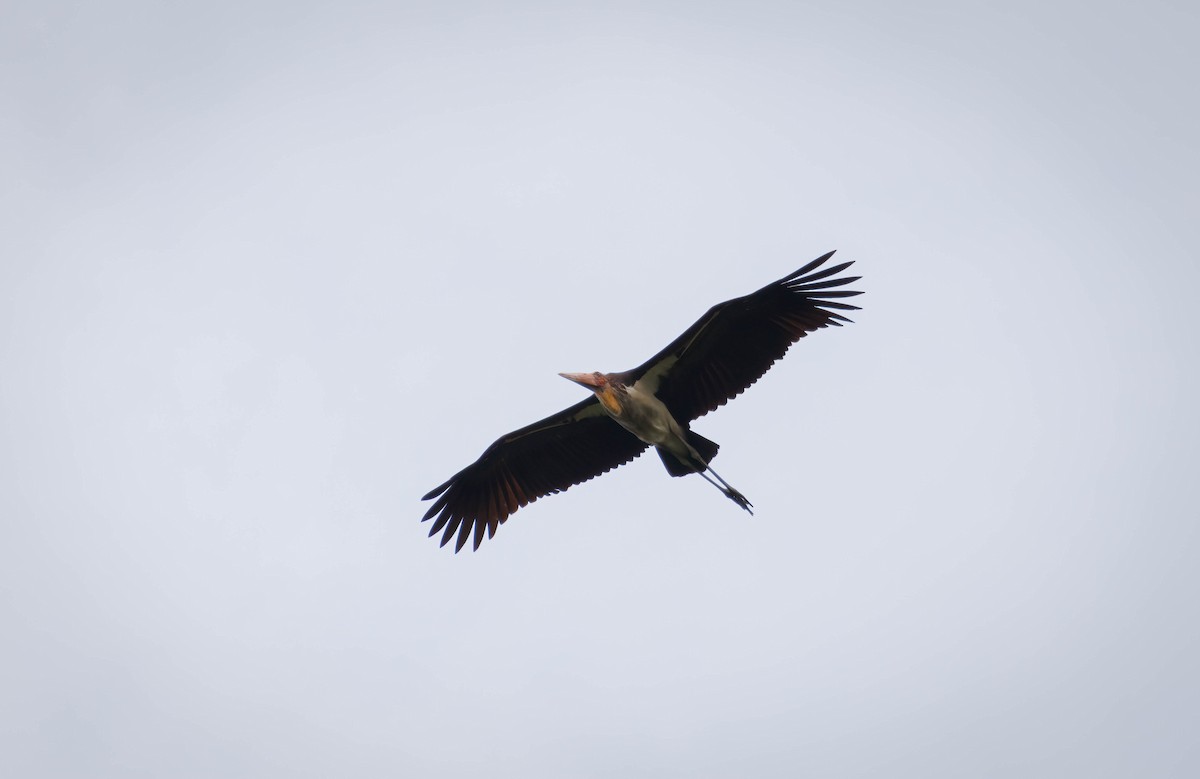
[3,1,1198,777]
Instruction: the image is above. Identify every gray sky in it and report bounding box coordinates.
[3,1,1197,777]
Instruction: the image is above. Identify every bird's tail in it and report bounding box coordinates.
[687,431,720,464]
[656,430,720,477]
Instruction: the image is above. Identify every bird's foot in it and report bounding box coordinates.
[725,488,754,515]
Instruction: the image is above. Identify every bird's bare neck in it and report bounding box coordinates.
[597,384,625,416]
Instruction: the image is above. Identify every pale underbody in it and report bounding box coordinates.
[604,380,701,468]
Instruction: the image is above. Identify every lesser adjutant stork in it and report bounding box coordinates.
[421,251,863,552]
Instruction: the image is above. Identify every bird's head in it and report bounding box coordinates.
[559,371,625,415]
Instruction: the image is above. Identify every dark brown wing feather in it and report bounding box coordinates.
[420,398,649,552]
[623,251,862,423]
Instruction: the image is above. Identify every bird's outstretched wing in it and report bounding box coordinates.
[623,251,862,423]
[420,398,649,552]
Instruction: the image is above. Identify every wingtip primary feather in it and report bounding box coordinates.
[421,480,452,502]
[783,250,838,282]
[455,519,473,553]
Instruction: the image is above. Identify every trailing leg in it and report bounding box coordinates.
[697,468,754,514]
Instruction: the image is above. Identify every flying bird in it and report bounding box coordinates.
[421,251,863,552]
